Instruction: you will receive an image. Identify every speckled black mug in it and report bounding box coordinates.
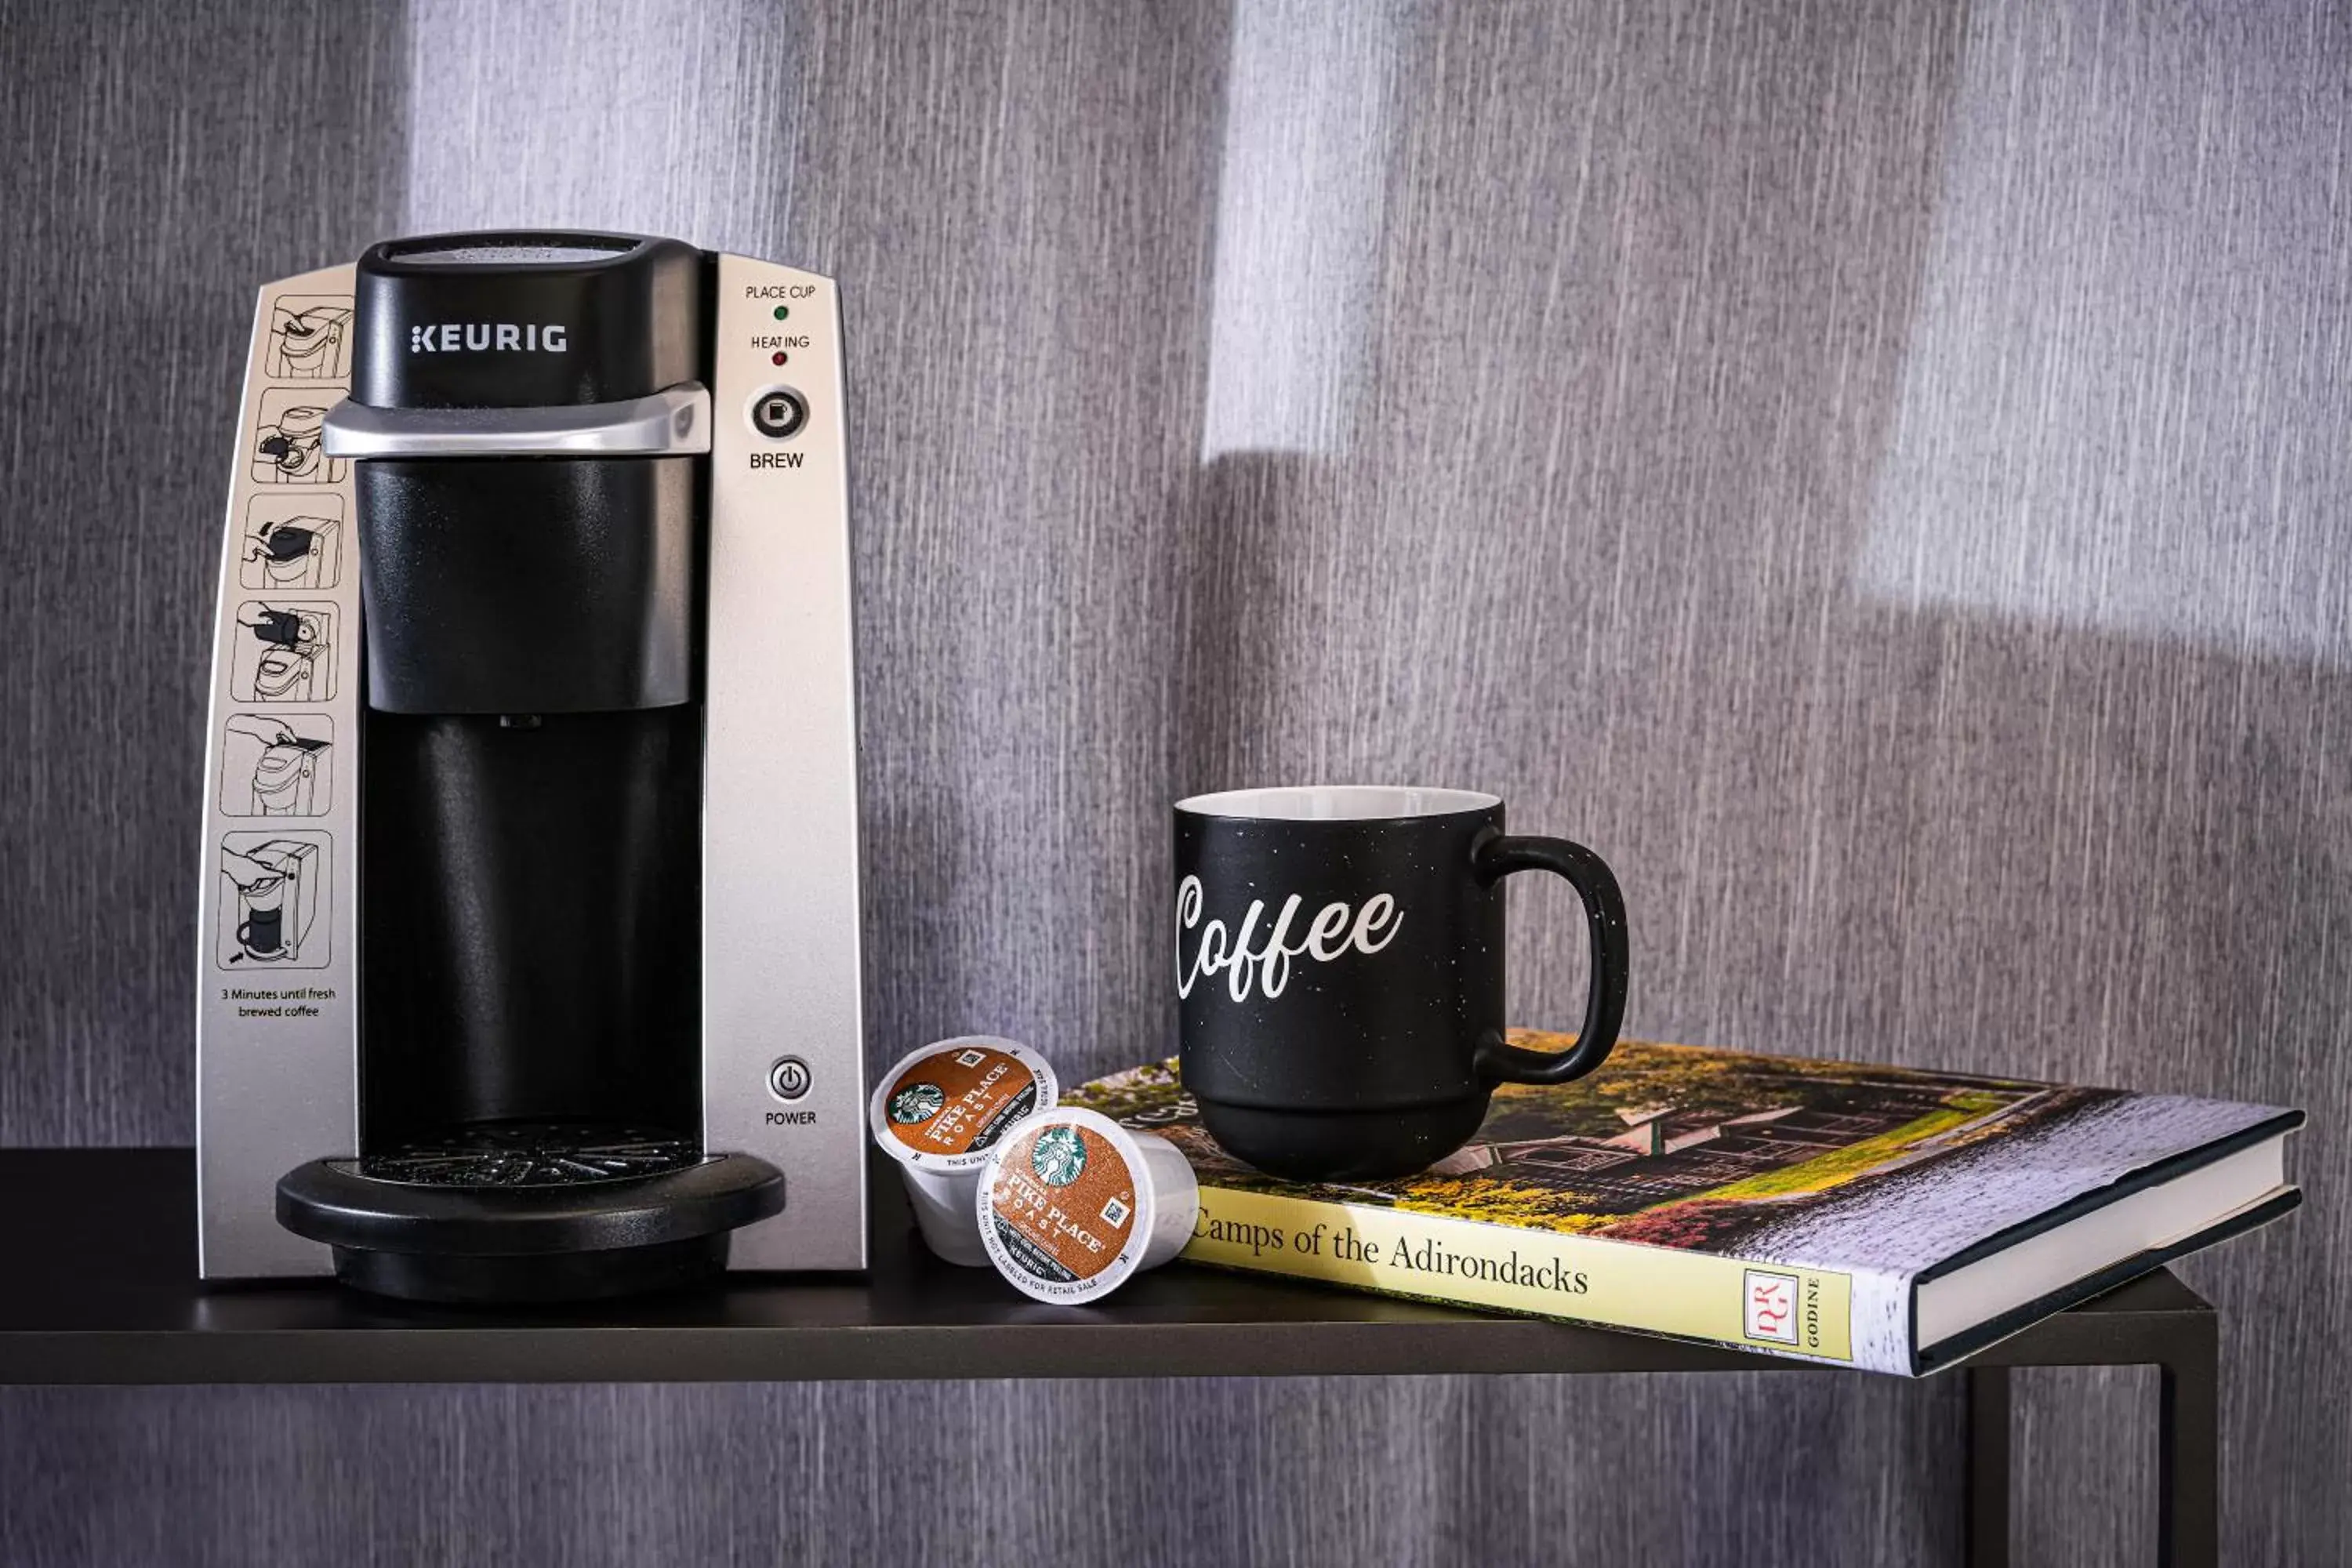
[1174,786,1628,1181]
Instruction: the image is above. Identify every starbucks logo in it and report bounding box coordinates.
[889,1083,946,1125]
[1029,1127,1087,1186]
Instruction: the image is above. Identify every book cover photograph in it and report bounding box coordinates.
[1067,1033,2301,1374]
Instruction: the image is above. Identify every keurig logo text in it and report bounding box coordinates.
[406,323,569,353]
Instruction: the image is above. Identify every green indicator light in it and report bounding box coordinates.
[772,305,789,321]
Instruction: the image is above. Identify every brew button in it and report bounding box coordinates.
[749,387,808,440]
[768,1055,812,1102]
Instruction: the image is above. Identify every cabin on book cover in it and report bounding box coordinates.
[1071,1033,2275,1259]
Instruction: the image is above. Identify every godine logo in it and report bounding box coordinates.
[1743,1269,1801,1345]
[408,323,568,353]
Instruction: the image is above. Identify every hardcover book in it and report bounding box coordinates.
[1065,1033,2303,1374]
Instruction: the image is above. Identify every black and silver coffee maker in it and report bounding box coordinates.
[197,231,866,1300]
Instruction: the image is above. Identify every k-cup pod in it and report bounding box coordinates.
[976,1107,1200,1304]
[869,1036,1058,1266]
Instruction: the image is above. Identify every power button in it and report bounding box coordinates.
[768,1055,813,1102]
[748,387,808,440]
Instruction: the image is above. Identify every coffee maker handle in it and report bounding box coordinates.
[1470,834,1629,1086]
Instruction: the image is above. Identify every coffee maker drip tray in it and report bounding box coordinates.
[276,1131,785,1305]
[358,1121,703,1188]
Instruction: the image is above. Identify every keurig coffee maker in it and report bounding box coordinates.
[195,231,867,1300]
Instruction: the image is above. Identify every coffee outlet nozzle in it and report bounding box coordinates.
[198,231,868,1300]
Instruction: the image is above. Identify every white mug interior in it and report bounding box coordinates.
[1174,785,1500,822]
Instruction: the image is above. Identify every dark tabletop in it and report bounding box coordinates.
[0,1148,2209,1385]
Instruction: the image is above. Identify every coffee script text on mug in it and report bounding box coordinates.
[1176,876,1402,1003]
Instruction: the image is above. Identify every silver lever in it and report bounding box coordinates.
[320,383,712,459]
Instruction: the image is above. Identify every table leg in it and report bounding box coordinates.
[2158,1319,2220,1568]
[1965,1365,2012,1568]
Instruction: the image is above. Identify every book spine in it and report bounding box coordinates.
[1185,1183,1910,1375]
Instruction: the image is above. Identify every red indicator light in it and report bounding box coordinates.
[771,350,788,365]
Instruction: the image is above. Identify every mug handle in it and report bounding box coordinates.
[1469,833,1629,1085]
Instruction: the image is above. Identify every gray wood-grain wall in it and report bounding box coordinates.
[2,0,2343,1561]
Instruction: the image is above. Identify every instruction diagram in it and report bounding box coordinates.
[230,601,336,702]
[263,296,354,381]
[252,388,347,485]
[238,494,343,590]
[219,713,332,817]
[218,832,329,967]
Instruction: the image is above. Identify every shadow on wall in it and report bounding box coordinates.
[1167,2,2350,1556]
[0,0,414,1143]
[1167,6,1978,1556]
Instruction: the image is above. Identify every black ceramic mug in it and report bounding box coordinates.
[1174,786,1628,1181]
